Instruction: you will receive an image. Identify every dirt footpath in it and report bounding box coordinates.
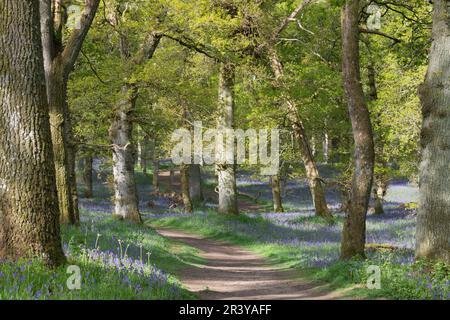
[155,228,356,300]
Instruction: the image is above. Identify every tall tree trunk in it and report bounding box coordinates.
[366,54,387,216]
[83,154,94,198]
[180,165,193,212]
[271,175,284,212]
[216,63,239,215]
[189,164,204,202]
[268,47,332,219]
[108,30,160,223]
[340,0,375,260]
[109,86,141,223]
[416,0,450,263]
[0,0,65,266]
[39,0,100,225]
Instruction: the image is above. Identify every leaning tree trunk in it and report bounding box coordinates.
[340,0,375,260]
[180,165,193,212]
[109,86,141,223]
[416,0,450,263]
[268,47,332,219]
[0,0,65,266]
[216,63,239,215]
[189,164,204,202]
[83,154,94,198]
[271,175,284,212]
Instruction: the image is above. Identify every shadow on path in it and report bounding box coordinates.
[154,228,357,300]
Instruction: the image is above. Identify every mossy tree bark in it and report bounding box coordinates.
[39,0,100,224]
[0,0,65,267]
[416,0,450,263]
[340,0,375,260]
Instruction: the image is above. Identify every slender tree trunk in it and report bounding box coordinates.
[416,0,450,263]
[109,86,141,223]
[83,154,94,198]
[46,67,76,224]
[152,159,159,191]
[141,134,149,174]
[323,131,329,164]
[180,165,193,212]
[271,175,284,212]
[340,0,375,260]
[216,63,239,215]
[366,53,386,216]
[0,0,65,266]
[268,47,332,219]
[189,164,204,202]
[67,136,79,224]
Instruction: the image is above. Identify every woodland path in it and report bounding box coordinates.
[155,228,356,300]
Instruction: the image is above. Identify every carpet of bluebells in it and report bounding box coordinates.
[0,210,194,300]
[2,164,446,300]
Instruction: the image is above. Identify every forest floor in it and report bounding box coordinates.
[73,161,448,300]
[153,227,354,300]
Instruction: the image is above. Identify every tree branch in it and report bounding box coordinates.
[162,33,221,61]
[359,28,402,44]
[80,49,108,84]
[61,0,101,77]
[133,31,163,65]
[271,0,315,42]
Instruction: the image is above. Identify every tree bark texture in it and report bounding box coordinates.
[0,0,65,266]
[340,0,375,260]
[216,63,239,215]
[416,0,450,263]
[109,86,142,223]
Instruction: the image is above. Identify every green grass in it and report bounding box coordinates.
[0,210,202,300]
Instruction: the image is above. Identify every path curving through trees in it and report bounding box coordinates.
[155,228,356,300]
